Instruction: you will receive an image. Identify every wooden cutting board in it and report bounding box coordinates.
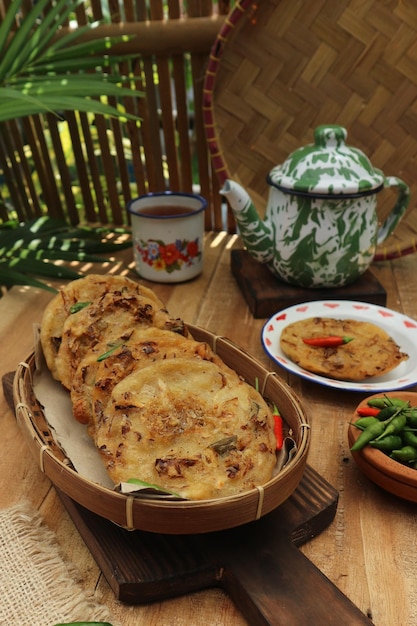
[57,467,371,625]
[3,372,371,624]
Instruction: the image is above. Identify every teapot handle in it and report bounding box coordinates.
[376,176,410,246]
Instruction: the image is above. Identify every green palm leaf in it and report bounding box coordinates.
[1,257,81,280]
[0,266,58,293]
[0,2,141,291]
[0,0,142,122]
[0,217,133,291]
[0,95,135,122]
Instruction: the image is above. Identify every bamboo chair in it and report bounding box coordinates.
[0,1,234,232]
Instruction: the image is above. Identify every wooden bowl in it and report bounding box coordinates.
[13,325,310,534]
[348,392,417,502]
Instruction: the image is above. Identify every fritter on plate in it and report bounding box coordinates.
[280,317,408,381]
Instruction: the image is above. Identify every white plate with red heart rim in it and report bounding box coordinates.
[261,300,417,391]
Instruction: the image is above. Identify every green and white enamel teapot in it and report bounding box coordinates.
[222,125,410,288]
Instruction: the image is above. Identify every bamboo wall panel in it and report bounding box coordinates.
[0,0,232,227]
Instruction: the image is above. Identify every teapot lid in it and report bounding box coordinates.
[268,125,385,197]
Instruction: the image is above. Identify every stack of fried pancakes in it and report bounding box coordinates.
[40,274,277,500]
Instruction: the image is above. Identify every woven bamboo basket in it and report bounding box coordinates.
[204,0,417,260]
[13,324,310,535]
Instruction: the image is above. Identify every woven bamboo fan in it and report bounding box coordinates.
[204,0,417,260]
[13,325,310,535]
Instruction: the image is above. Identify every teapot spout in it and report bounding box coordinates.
[221,180,274,263]
[221,179,253,214]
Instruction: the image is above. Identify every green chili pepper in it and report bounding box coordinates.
[374,405,403,421]
[401,430,417,448]
[390,398,410,408]
[353,416,381,430]
[369,435,403,451]
[366,398,386,409]
[405,409,417,427]
[367,397,409,409]
[375,413,407,440]
[350,420,388,452]
[391,445,417,463]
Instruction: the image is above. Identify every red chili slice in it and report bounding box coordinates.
[273,410,283,450]
[302,335,354,347]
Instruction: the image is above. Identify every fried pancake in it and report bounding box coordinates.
[280,317,408,381]
[40,274,165,380]
[55,289,189,390]
[71,327,225,430]
[94,358,277,500]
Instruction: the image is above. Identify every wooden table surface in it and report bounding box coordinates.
[1,231,416,626]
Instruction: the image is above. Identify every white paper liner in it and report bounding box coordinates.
[33,325,114,488]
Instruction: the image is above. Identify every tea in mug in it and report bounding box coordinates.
[138,206,195,217]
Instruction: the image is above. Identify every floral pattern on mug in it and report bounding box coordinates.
[136,237,201,273]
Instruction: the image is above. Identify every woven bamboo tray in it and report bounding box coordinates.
[13,324,310,535]
[204,0,417,260]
